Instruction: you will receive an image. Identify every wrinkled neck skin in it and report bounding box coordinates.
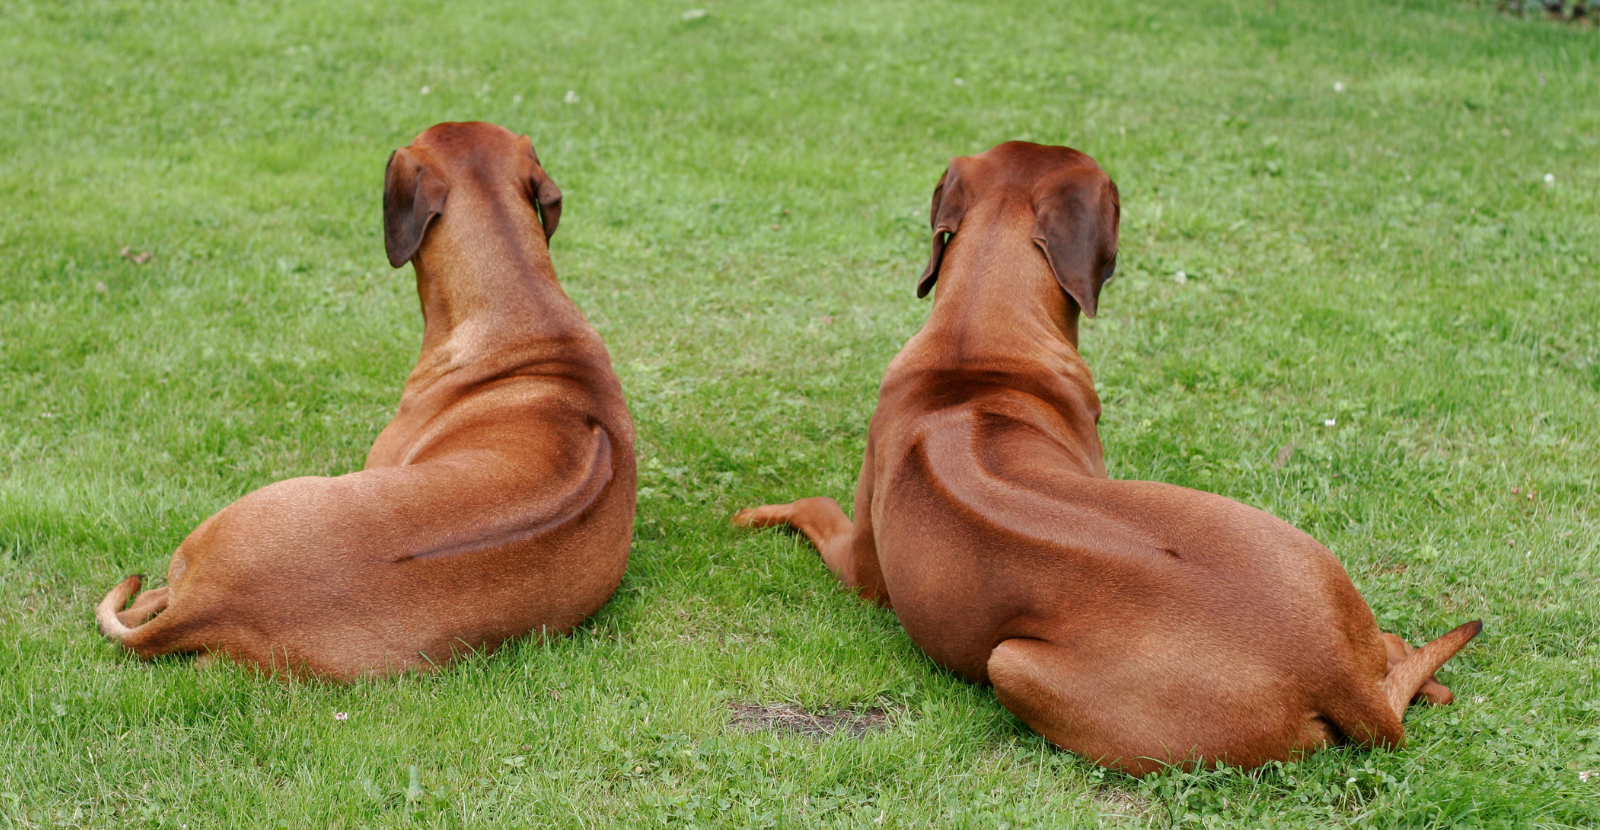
[910,195,1105,474]
[404,185,591,394]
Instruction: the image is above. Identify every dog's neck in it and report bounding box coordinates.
[406,188,591,385]
[924,199,1086,362]
[908,199,1105,476]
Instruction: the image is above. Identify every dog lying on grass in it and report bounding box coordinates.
[734,141,1479,773]
[97,122,636,680]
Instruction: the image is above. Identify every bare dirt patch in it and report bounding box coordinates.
[1093,787,1153,822]
[728,702,889,740]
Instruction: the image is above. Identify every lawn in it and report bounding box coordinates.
[2,0,1598,826]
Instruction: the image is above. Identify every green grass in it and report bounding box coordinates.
[2,0,1598,826]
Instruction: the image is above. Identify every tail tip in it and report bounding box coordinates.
[106,573,143,600]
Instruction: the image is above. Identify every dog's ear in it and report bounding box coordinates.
[526,148,563,240]
[917,161,969,298]
[1032,178,1119,318]
[383,148,450,268]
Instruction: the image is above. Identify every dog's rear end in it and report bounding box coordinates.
[887,403,1477,772]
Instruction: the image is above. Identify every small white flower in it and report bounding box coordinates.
[1324,418,1336,427]
[512,94,523,104]
[1581,770,1594,784]
[1333,82,1345,93]
[564,90,580,104]
[1543,173,1555,185]
[420,86,430,95]
[953,77,965,86]
[1173,270,1187,284]
[334,711,349,721]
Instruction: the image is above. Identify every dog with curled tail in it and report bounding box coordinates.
[734,141,1478,774]
[97,122,636,680]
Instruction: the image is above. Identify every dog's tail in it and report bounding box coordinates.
[1381,620,1482,719]
[96,574,145,640]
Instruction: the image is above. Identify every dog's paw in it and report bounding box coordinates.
[731,505,789,529]
[1417,679,1454,706]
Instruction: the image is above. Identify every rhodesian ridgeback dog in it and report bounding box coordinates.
[734,141,1479,774]
[97,122,636,680]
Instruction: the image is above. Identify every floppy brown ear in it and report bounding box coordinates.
[527,152,563,240]
[1032,180,1119,318]
[916,162,968,298]
[383,148,449,268]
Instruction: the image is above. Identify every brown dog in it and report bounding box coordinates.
[96,122,636,680]
[734,141,1478,774]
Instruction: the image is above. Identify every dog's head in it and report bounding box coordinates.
[917,142,1120,318]
[382,121,564,268]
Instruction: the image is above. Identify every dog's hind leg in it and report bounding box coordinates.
[116,586,170,628]
[987,637,1259,775]
[988,637,1149,772]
